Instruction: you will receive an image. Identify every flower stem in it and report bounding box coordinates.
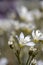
[26,55,34,65]
[26,56,30,65]
[28,56,33,65]
[15,50,21,65]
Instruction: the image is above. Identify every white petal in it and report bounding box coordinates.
[32,30,35,38]
[21,6,28,14]
[26,12,34,22]
[24,36,31,43]
[36,30,42,37]
[19,32,24,40]
[24,42,35,47]
[39,35,43,40]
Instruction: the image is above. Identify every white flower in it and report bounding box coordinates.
[18,32,35,47]
[19,32,31,43]
[32,30,43,41]
[21,6,28,15]
[26,11,34,22]
[19,22,36,31]
[19,6,28,20]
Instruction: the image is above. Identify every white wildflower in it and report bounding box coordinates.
[18,32,35,47]
[32,30,43,41]
[20,22,36,31]
[19,6,28,20]
[26,11,34,22]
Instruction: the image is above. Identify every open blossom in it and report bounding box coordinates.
[18,6,28,20]
[32,30,43,41]
[26,11,34,22]
[19,22,36,32]
[17,32,35,47]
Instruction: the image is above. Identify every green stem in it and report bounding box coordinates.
[26,55,34,65]
[26,56,30,65]
[28,56,33,65]
[15,50,21,65]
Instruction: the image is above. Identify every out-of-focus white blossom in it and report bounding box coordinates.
[26,11,34,22]
[0,57,8,65]
[32,30,43,41]
[17,32,35,47]
[20,6,28,15]
[18,6,28,20]
[20,22,36,31]
[32,9,41,20]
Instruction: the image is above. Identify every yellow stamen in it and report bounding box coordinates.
[33,39,39,43]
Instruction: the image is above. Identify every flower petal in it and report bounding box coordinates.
[32,30,35,38]
[24,42,35,47]
[36,30,42,37]
[19,32,24,40]
[24,36,31,43]
[39,35,43,40]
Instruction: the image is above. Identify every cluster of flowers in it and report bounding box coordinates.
[8,29,43,47]
[8,29,43,65]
